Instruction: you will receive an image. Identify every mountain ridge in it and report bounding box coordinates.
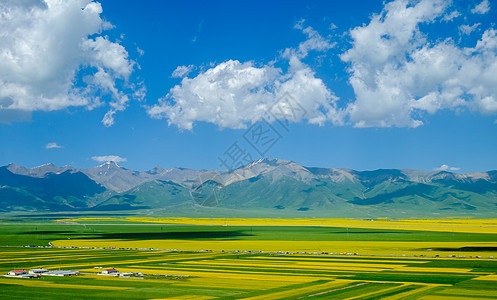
[2,158,497,217]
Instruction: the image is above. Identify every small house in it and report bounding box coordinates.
[102,268,119,275]
[8,270,27,276]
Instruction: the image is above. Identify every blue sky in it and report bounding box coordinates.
[1,0,497,173]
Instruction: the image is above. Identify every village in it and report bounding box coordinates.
[6,268,80,278]
[4,267,190,280]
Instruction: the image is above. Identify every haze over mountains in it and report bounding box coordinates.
[1,158,497,217]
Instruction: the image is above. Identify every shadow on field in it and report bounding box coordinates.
[69,231,253,240]
[331,230,412,234]
[14,212,136,218]
[428,247,497,252]
[20,231,75,234]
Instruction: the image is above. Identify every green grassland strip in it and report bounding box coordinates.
[453,279,497,290]
[213,280,332,299]
[113,264,340,280]
[161,261,391,275]
[341,283,406,300]
[339,272,478,284]
[298,282,370,299]
[1,275,161,290]
[0,281,240,300]
[382,269,489,276]
[298,282,394,300]
[417,295,487,300]
[52,275,244,295]
[141,262,360,278]
[434,288,497,297]
[0,253,147,267]
[381,284,445,300]
[379,285,440,300]
[231,280,357,300]
[0,277,131,290]
[0,284,133,300]
[428,293,497,299]
[416,259,497,272]
[0,257,158,272]
[187,258,404,270]
[249,256,430,265]
[358,285,423,300]
[117,286,242,299]
[0,253,101,262]
[33,254,225,270]
[112,266,329,284]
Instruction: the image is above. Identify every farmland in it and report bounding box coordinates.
[1,217,497,299]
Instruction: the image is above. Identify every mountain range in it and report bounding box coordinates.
[1,158,497,217]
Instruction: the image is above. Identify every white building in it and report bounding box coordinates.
[101,268,119,275]
[43,270,80,276]
[29,269,48,275]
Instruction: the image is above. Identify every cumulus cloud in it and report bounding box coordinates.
[472,0,490,14]
[459,23,480,35]
[45,142,62,149]
[341,0,497,128]
[171,65,194,78]
[0,0,140,126]
[91,155,127,163]
[149,24,342,130]
[434,164,460,172]
[442,10,461,22]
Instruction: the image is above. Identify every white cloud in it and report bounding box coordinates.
[0,0,140,126]
[442,10,461,22]
[91,155,127,163]
[472,0,490,14]
[286,21,336,59]
[341,0,497,128]
[434,164,460,172]
[459,23,480,35]
[149,25,342,130]
[171,65,194,78]
[45,142,62,149]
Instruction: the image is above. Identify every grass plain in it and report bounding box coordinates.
[1,216,497,299]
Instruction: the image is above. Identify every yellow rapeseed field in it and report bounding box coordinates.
[381,285,439,300]
[345,283,407,300]
[250,256,429,264]
[55,217,497,234]
[52,239,497,257]
[170,276,290,290]
[183,259,401,272]
[113,266,321,283]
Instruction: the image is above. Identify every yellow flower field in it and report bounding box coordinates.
[112,266,323,283]
[52,239,497,257]
[250,256,430,264]
[1,244,495,299]
[55,217,497,234]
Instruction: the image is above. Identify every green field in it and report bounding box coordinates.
[1,218,497,299]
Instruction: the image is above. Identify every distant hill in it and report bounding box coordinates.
[2,159,497,217]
